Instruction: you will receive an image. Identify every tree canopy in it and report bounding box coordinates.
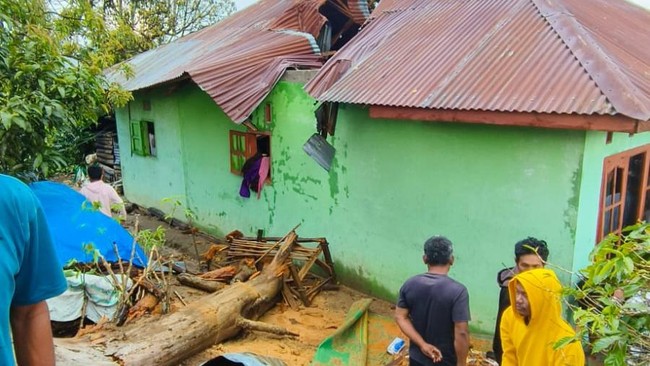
[0,0,127,177]
[0,0,234,178]
[54,0,236,66]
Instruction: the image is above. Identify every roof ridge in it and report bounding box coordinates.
[530,0,650,121]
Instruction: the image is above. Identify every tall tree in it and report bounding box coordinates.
[0,0,131,178]
[54,0,236,65]
[1,0,234,178]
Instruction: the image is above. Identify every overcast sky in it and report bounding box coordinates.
[233,0,650,11]
[234,0,258,10]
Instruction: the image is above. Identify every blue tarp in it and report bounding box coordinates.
[30,181,147,268]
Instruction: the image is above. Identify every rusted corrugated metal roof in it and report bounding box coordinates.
[105,0,369,123]
[306,0,650,121]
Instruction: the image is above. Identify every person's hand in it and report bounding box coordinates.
[420,343,442,362]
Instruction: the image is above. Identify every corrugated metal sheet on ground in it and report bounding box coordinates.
[306,0,650,121]
[105,0,369,123]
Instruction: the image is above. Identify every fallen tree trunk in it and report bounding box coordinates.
[55,230,298,366]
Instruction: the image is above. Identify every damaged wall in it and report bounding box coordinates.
[117,76,587,334]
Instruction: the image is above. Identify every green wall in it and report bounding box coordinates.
[115,88,187,210]
[116,80,588,334]
[573,131,650,274]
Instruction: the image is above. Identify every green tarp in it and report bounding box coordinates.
[311,299,403,366]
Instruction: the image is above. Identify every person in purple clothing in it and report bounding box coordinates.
[395,236,470,366]
[0,174,68,365]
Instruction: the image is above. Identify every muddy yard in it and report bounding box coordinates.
[125,213,404,365]
[57,205,491,365]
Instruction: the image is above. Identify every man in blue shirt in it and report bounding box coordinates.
[1,174,67,365]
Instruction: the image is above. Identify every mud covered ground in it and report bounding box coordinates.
[50,177,492,366]
[123,213,492,365]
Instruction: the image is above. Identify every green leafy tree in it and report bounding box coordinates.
[54,0,236,65]
[564,224,649,366]
[0,0,131,178]
[1,0,234,178]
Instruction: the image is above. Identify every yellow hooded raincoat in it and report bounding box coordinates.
[500,269,585,366]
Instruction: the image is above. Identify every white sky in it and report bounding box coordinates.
[233,0,650,11]
[234,0,258,10]
[631,0,650,7]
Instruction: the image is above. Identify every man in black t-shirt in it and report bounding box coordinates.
[395,236,471,366]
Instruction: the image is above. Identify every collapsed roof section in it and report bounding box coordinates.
[105,0,370,124]
[306,0,650,130]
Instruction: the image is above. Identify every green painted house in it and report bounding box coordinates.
[108,0,650,334]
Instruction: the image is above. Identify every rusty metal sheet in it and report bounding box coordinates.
[306,0,650,121]
[106,0,368,124]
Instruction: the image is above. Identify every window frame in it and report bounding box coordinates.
[597,145,650,241]
[130,120,156,157]
[229,130,271,177]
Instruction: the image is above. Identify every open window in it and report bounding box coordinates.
[598,145,650,241]
[229,130,271,177]
[130,120,156,157]
[315,102,339,137]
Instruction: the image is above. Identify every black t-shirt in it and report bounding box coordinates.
[397,273,471,366]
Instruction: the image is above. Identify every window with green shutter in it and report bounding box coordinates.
[130,120,144,156]
[130,120,156,157]
[229,130,271,177]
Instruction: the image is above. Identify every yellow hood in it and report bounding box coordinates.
[508,268,564,326]
[504,268,584,366]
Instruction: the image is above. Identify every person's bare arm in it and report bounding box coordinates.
[454,321,470,366]
[395,306,442,362]
[10,301,56,366]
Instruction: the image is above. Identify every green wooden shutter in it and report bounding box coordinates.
[141,121,151,156]
[230,130,247,174]
[130,120,145,156]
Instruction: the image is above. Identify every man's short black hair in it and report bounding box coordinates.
[514,237,549,262]
[424,236,453,266]
[87,165,103,181]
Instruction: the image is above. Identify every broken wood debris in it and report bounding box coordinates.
[236,317,298,338]
[199,265,237,281]
[225,231,336,307]
[177,273,226,293]
[56,227,301,366]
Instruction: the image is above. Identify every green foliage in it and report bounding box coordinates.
[136,225,166,252]
[1,0,233,179]
[0,0,131,179]
[82,241,100,263]
[60,0,235,66]
[567,223,649,366]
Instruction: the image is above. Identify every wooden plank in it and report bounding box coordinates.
[289,264,310,306]
[241,236,328,243]
[282,281,300,310]
[298,247,322,281]
[369,106,642,133]
[96,148,114,155]
[96,152,114,160]
[307,277,332,302]
[319,240,336,282]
